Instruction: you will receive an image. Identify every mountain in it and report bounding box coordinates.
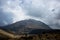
[0,19,51,34]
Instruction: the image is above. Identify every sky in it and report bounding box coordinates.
[0,0,60,29]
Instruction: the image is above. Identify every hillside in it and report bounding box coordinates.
[0,19,51,34]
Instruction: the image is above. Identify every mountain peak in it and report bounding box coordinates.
[0,19,51,34]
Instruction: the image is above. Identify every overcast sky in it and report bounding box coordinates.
[0,0,60,29]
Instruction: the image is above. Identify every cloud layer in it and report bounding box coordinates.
[20,0,60,29]
[0,0,60,29]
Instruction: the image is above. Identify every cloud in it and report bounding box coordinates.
[0,0,30,26]
[20,0,60,29]
[0,0,16,26]
[0,0,60,29]
[0,8,14,26]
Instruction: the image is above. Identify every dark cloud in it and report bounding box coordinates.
[0,8,14,26]
[56,0,60,2]
[55,9,60,19]
[0,0,7,6]
[0,0,14,26]
[27,8,44,18]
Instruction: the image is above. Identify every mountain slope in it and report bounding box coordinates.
[0,19,51,34]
